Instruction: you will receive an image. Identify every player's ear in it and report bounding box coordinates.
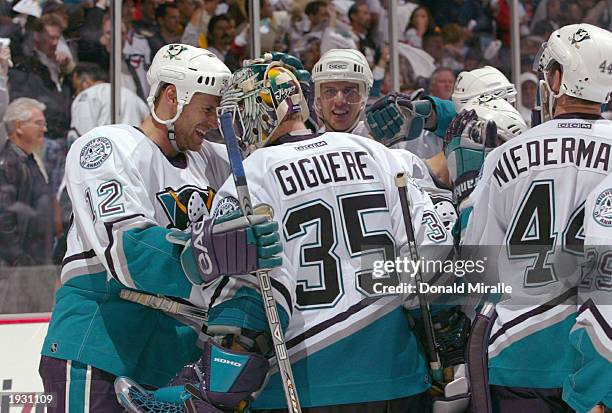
[164,84,178,104]
[548,67,563,94]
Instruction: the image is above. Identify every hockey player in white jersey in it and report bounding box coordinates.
[311,48,373,137]
[451,66,517,112]
[67,62,149,146]
[573,174,612,413]
[39,44,282,412]
[113,60,451,412]
[461,24,612,413]
[366,65,519,188]
[145,59,454,412]
[311,49,456,234]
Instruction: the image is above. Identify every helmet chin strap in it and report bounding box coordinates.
[147,97,187,153]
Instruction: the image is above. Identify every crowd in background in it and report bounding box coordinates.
[0,0,610,269]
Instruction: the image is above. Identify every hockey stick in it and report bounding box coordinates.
[218,110,302,413]
[395,172,444,384]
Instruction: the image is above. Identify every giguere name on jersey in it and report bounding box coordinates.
[493,136,611,187]
[274,150,375,196]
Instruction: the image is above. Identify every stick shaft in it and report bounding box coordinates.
[219,112,302,413]
[394,173,442,375]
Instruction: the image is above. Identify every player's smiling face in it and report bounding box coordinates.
[318,81,363,132]
[175,92,220,151]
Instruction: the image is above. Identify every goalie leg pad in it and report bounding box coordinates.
[166,339,269,409]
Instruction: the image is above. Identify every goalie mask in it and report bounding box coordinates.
[218,62,309,148]
[534,23,612,122]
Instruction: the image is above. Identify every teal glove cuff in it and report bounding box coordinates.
[426,96,457,138]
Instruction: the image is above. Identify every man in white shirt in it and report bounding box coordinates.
[67,62,149,146]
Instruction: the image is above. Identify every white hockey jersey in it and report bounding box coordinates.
[42,125,230,386]
[563,174,612,411]
[67,83,149,145]
[320,121,456,231]
[123,29,151,98]
[206,131,453,408]
[462,116,612,393]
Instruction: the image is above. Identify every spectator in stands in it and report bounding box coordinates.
[431,0,486,29]
[530,0,562,31]
[175,0,196,32]
[76,0,108,67]
[148,3,182,56]
[402,5,436,49]
[67,62,149,146]
[259,0,290,53]
[518,72,538,126]
[181,0,219,47]
[41,0,76,71]
[9,14,73,140]
[348,1,379,68]
[134,0,160,36]
[305,0,330,36]
[560,0,583,25]
[206,14,235,61]
[423,32,445,65]
[440,23,466,71]
[99,13,151,100]
[428,67,455,100]
[0,98,54,267]
[299,36,322,72]
[584,0,611,29]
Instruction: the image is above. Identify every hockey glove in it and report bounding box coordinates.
[114,340,269,413]
[444,109,498,208]
[366,92,432,147]
[167,207,282,285]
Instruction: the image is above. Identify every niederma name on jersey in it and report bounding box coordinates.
[493,137,611,187]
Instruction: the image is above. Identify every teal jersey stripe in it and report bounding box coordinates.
[253,308,430,409]
[489,313,578,388]
[68,360,88,412]
[122,227,192,298]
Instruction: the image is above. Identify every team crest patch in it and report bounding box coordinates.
[569,28,590,48]
[164,44,187,60]
[157,185,215,230]
[213,196,240,219]
[80,137,112,169]
[593,188,612,226]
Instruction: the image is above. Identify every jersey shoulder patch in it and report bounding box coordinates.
[593,187,612,227]
[213,196,240,220]
[80,137,113,169]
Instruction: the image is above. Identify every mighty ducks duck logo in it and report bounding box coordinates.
[157,185,215,229]
[164,44,188,60]
[569,28,590,48]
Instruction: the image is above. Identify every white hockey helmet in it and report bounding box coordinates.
[312,48,373,132]
[534,24,612,104]
[463,96,528,141]
[146,44,231,139]
[312,48,374,96]
[452,66,517,111]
